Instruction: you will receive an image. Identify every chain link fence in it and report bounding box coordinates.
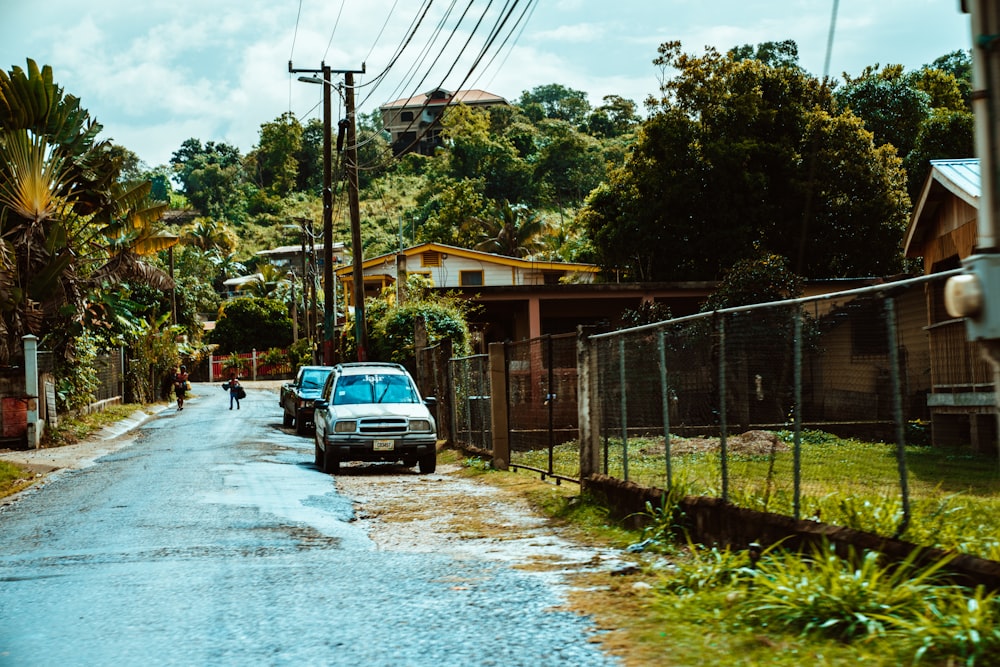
[585,272,1000,547]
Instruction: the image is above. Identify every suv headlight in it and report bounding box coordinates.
[334,420,357,433]
[409,419,432,433]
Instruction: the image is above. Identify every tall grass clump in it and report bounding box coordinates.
[743,541,954,641]
[889,585,1000,665]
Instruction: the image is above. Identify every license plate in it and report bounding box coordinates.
[373,439,395,451]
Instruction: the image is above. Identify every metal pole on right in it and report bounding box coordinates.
[947,3,1000,465]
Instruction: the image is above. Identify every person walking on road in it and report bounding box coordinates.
[174,365,190,411]
[227,373,243,410]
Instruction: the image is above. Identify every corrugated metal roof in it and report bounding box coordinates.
[929,158,980,202]
[904,158,980,258]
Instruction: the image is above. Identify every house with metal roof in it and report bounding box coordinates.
[379,88,508,156]
[904,158,995,450]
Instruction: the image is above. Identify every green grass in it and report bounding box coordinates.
[40,403,147,448]
[513,430,1000,560]
[0,459,33,498]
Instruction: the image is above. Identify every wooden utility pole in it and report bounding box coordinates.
[344,70,369,361]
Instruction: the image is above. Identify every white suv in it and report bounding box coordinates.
[312,363,438,474]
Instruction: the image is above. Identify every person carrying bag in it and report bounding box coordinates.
[224,372,244,410]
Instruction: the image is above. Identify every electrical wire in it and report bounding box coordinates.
[362,0,500,157]
[471,0,537,93]
[323,0,348,62]
[358,0,532,168]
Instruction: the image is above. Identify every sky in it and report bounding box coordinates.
[0,1,973,168]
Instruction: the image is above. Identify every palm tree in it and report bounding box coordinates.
[238,264,285,298]
[183,217,234,253]
[0,59,172,363]
[473,200,548,258]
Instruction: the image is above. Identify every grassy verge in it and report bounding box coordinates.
[39,403,150,448]
[455,450,1000,666]
[0,459,36,499]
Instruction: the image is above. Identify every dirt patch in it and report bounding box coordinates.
[333,461,625,576]
[637,429,788,457]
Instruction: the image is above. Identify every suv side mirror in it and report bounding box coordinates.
[423,396,436,407]
[313,399,329,410]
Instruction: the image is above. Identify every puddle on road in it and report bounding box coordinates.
[200,460,371,551]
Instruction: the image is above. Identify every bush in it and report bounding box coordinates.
[209,297,292,353]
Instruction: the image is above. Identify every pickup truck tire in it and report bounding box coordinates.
[295,415,309,436]
[314,436,323,469]
[418,451,436,474]
[283,412,293,427]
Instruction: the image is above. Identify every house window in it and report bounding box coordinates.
[543,272,562,285]
[460,270,484,286]
[421,251,442,267]
[400,111,414,122]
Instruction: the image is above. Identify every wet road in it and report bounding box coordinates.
[0,383,616,666]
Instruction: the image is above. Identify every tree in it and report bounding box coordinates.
[439,104,533,204]
[170,139,248,220]
[473,200,548,258]
[585,95,641,138]
[532,119,606,205]
[182,217,235,253]
[836,65,931,158]
[903,108,975,198]
[929,50,972,107]
[580,42,910,281]
[0,59,171,363]
[295,118,324,194]
[252,112,302,197]
[518,84,592,127]
[209,297,292,353]
[728,40,801,69]
[347,276,471,363]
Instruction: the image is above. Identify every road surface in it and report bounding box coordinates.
[0,382,619,666]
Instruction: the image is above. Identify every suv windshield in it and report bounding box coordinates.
[332,373,419,405]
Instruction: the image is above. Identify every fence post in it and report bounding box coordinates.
[578,326,601,479]
[437,339,453,446]
[488,342,509,470]
[252,349,258,381]
[718,315,729,502]
[886,297,911,538]
[657,328,672,491]
[619,337,629,482]
[793,311,803,520]
[414,316,428,387]
[23,335,40,449]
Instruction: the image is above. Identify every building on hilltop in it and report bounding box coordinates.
[379,87,508,156]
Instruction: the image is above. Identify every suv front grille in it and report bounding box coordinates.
[358,417,408,436]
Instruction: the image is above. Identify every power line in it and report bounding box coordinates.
[323,0,348,62]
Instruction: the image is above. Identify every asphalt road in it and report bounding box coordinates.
[0,383,618,667]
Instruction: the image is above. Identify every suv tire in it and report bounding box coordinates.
[418,451,436,474]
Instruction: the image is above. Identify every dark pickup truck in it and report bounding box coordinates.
[280,365,334,435]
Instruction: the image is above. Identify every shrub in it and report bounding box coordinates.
[209,297,292,353]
